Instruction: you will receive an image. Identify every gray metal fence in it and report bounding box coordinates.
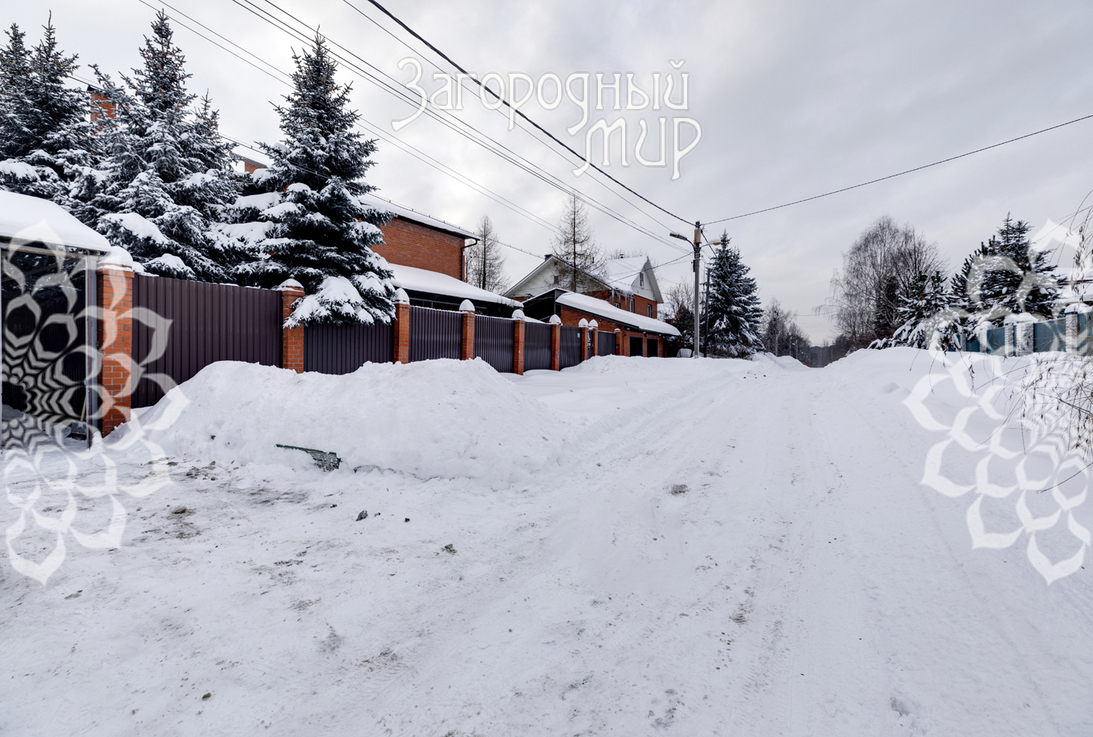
[409,306,461,362]
[647,337,659,357]
[1033,319,1066,353]
[597,331,615,356]
[474,315,514,373]
[524,321,552,371]
[560,325,581,368]
[305,322,393,374]
[132,275,282,408]
[984,326,1006,355]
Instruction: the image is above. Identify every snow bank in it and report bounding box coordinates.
[128,359,567,488]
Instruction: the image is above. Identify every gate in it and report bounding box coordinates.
[559,326,581,368]
[597,331,615,356]
[1,240,96,447]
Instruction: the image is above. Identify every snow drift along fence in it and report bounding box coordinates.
[409,306,461,362]
[473,315,515,373]
[524,321,552,371]
[560,326,581,368]
[305,322,393,374]
[131,275,282,408]
[597,331,616,356]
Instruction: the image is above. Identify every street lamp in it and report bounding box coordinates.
[670,223,702,358]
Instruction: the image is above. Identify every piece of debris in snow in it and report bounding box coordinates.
[670,484,689,495]
[356,510,368,521]
[442,544,456,555]
[275,443,341,471]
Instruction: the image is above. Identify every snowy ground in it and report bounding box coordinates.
[2,350,1092,736]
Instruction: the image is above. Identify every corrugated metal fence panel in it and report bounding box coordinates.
[409,306,461,362]
[560,325,581,368]
[1078,313,1093,355]
[305,322,393,374]
[964,337,981,353]
[597,331,615,356]
[1033,319,1066,353]
[985,327,1006,355]
[524,321,552,371]
[132,275,282,408]
[473,315,515,373]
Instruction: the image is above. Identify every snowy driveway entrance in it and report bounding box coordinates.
[2,352,1091,736]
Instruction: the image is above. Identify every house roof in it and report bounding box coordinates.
[523,288,679,336]
[359,192,477,240]
[505,254,662,302]
[0,190,110,253]
[389,263,520,309]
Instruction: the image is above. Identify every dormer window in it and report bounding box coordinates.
[647,304,652,317]
[639,272,644,287]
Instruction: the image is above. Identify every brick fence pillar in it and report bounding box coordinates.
[393,288,410,364]
[615,327,624,356]
[513,309,526,375]
[1016,321,1034,356]
[550,315,561,371]
[460,300,476,361]
[97,263,134,436]
[588,320,599,358]
[642,331,648,357]
[579,318,589,362]
[277,280,306,373]
[1004,323,1015,358]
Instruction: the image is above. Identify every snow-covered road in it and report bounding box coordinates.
[3,352,1091,736]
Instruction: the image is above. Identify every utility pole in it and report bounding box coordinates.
[692,221,701,358]
[669,222,703,358]
[702,266,711,355]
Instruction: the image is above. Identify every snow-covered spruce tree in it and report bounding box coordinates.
[949,216,1059,335]
[702,233,762,357]
[90,11,239,280]
[227,33,394,326]
[0,18,96,201]
[891,271,952,348]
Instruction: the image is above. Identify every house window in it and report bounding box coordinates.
[647,304,652,317]
[615,302,620,309]
[629,298,635,312]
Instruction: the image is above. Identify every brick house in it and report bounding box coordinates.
[506,254,677,356]
[505,255,663,319]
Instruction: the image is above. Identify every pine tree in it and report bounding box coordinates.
[551,193,600,291]
[466,214,507,292]
[0,24,35,162]
[702,234,763,357]
[226,33,394,326]
[89,11,239,280]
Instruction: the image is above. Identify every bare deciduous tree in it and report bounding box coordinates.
[551,193,601,291]
[827,216,945,348]
[465,215,507,292]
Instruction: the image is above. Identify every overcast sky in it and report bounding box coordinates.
[8,0,1093,340]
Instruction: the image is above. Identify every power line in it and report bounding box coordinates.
[354,0,692,228]
[221,0,688,252]
[705,111,1093,225]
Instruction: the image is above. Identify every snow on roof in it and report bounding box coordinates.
[359,192,476,240]
[0,190,110,253]
[389,263,520,308]
[598,256,648,294]
[555,291,679,336]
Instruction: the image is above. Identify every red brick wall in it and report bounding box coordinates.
[98,266,133,435]
[585,290,657,319]
[375,217,465,279]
